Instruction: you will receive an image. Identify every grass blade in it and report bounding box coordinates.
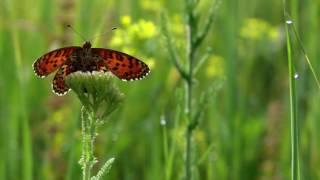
[285,20,300,180]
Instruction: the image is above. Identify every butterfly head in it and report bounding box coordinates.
[83,41,92,49]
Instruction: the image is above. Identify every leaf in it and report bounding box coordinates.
[91,158,115,180]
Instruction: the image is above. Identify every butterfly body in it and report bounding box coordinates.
[33,42,150,95]
[67,42,103,72]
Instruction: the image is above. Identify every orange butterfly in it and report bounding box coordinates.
[33,41,150,95]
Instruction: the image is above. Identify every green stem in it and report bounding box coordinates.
[285,21,300,180]
[290,21,320,90]
[185,46,193,180]
[185,126,192,180]
[81,107,98,180]
[67,72,122,179]
[161,14,189,81]
[162,0,216,179]
[185,1,195,179]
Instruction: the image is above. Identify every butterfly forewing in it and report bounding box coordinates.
[93,48,150,81]
[33,46,80,77]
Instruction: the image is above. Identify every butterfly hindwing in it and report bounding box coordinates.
[92,48,150,81]
[52,64,72,96]
[33,46,80,77]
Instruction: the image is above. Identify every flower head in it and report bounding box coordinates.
[66,71,124,120]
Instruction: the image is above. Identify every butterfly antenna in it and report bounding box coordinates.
[66,25,87,42]
[90,27,118,41]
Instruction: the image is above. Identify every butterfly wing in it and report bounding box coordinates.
[92,48,150,81]
[33,46,80,77]
[52,64,73,96]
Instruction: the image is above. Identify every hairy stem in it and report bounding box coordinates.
[67,72,122,180]
[80,107,98,180]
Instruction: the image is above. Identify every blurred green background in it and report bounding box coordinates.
[1,0,320,179]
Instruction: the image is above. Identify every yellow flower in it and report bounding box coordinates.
[241,18,271,40]
[121,15,131,26]
[268,28,280,41]
[110,18,157,49]
[140,0,162,11]
[110,36,123,46]
[206,55,224,78]
[137,20,157,39]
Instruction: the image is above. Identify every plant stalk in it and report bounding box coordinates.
[185,2,195,179]
[285,21,300,180]
[80,107,98,180]
[162,0,216,179]
[61,71,122,180]
[185,125,192,180]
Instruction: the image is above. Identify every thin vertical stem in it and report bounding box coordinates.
[185,1,195,179]
[80,107,97,180]
[185,126,192,180]
[185,38,193,180]
[81,108,90,180]
[285,21,300,180]
[185,43,194,180]
[283,1,299,179]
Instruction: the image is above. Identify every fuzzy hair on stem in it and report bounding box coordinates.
[66,71,123,180]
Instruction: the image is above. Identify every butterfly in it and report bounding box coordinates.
[33,41,150,96]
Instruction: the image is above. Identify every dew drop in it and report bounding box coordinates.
[286,20,293,24]
[294,73,300,80]
[160,115,166,126]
